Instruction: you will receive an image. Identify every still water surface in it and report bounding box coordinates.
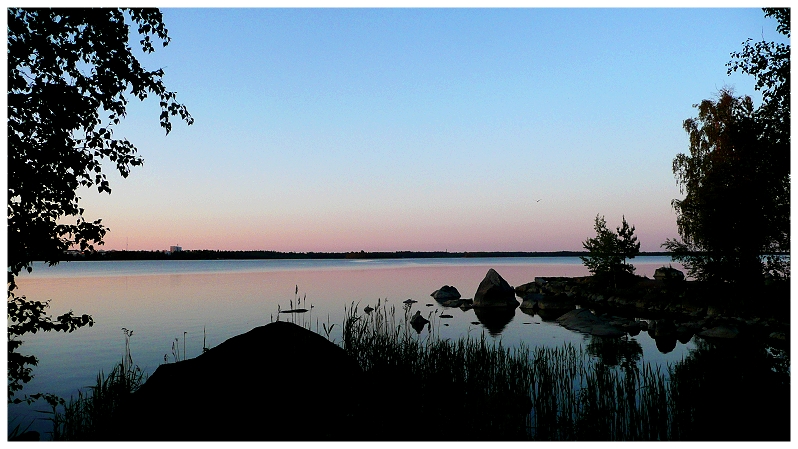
[10,256,691,436]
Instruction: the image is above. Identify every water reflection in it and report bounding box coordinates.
[532,307,574,322]
[668,336,789,440]
[10,257,693,439]
[654,337,677,354]
[586,335,643,368]
[473,307,517,335]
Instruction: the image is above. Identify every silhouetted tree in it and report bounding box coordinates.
[664,9,789,284]
[581,215,640,288]
[7,8,192,402]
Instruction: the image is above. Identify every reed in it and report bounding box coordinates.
[337,301,687,440]
[50,297,788,440]
[49,328,147,441]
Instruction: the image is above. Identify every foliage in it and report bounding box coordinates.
[7,296,94,402]
[665,8,789,284]
[7,8,191,401]
[581,215,640,287]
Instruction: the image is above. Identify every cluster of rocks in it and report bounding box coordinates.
[428,267,789,346]
[431,269,520,310]
[514,276,589,312]
[430,285,473,309]
[428,269,522,335]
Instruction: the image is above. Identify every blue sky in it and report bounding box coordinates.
[76,7,786,252]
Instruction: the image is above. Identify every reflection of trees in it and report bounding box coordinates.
[473,307,516,336]
[668,337,790,440]
[655,337,677,354]
[586,335,642,369]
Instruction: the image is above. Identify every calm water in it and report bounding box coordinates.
[9,256,692,436]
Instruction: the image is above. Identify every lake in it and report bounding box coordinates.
[9,256,692,437]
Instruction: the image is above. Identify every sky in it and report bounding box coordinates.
[64,6,786,253]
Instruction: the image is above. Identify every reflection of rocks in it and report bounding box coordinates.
[431,285,461,301]
[537,294,576,311]
[655,337,677,353]
[617,320,641,336]
[520,307,536,318]
[699,325,739,339]
[440,298,464,308]
[410,311,430,333]
[536,307,573,322]
[473,306,516,336]
[676,325,693,344]
[649,319,677,339]
[459,298,474,311]
[556,309,624,337]
[473,269,519,308]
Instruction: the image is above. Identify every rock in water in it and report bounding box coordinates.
[410,311,430,333]
[556,308,625,337]
[431,285,461,300]
[473,268,518,308]
[514,281,539,298]
[112,321,364,440]
[536,294,576,311]
[519,293,543,309]
[440,298,464,308]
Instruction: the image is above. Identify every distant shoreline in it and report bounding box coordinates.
[58,250,676,262]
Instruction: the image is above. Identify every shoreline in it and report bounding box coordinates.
[57,250,678,262]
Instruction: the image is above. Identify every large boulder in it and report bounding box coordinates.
[473,269,518,308]
[112,321,364,440]
[431,285,461,301]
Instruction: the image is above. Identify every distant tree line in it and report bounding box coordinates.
[56,249,675,262]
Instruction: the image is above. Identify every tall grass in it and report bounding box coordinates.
[338,301,687,440]
[49,328,146,441]
[48,297,788,440]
